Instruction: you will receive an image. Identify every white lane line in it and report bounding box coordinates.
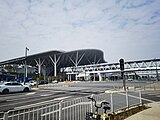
[54,96,71,100]
[38,90,52,92]
[39,89,66,93]
[26,92,36,95]
[119,93,155,103]
[7,92,37,101]
[2,94,69,108]
[41,94,52,96]
[7,97,28,102]
[147,93,159,95]
[14,96,72,110]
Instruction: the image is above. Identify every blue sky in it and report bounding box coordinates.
[0,0,160,62]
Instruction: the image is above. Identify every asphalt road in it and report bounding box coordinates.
[0,81,157,113]
[0,86,103,112]
[141,90,160,103]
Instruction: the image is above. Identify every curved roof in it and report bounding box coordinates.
[0,49,106,68]
[58,49,106,68]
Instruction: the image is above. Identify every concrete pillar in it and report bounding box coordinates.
[98,73,102,81]
[75,74,78,80]
[54,63,57,77]
[68,74,69,81]
[70,74,72,81]
[93,73,96,81]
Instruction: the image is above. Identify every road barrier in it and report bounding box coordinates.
[1,91,142,120]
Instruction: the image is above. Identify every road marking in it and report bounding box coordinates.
[7,97,28,102]
[41,94,52,96]
[26,92,36,95]
[39,89,66,93]
[147,93,160,95]
[119,92,156,103]
[14,96,72,110]
[1,94,68,109]
[6,92,37,101]
[54,96,71,100]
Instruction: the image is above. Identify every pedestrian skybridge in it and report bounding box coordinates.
[62,59,160,81]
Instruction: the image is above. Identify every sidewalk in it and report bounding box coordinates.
[125,102,160,120]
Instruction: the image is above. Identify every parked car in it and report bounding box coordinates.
[52,80,58,83]
[0,82,31,94]
[25,80,37,86]
[39,80,48,85]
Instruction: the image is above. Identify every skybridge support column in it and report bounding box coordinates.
[54,62,57,77]
[67,74,72,81]
[67,74,71,81]
[76,74,78,80]
[68,74,69,81]
[92,73,96,81]
[98,73,102,81]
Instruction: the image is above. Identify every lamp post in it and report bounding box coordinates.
[24,47,29,84]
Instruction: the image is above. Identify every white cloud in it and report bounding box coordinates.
[0,0,160,62]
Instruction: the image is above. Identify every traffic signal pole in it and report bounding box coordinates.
[119,59,126,91]
[121,71,126,91]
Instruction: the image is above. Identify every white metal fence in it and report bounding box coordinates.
[0,112,4,120]
[1,91,142,120]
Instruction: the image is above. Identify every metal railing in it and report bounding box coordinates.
[1,91,142,120]
[134,81,160,91]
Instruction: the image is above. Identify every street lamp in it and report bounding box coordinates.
[24,47,29,84]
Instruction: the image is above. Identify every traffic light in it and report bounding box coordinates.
[119,58,124,70]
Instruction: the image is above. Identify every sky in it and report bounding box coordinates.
[0,0,160,63]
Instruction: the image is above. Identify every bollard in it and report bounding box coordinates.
[110,92,114,113]
[139,90,142,105]
[126,91,129,109]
